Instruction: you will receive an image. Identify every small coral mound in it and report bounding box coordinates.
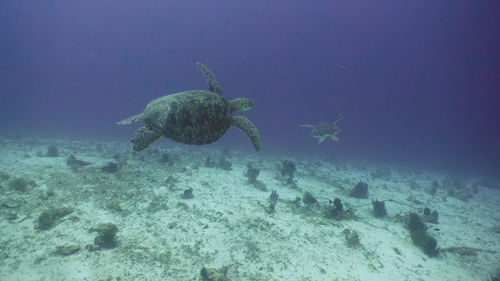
[370,167,391,180]
[279,160,297,186]
[101,162,119,173]
[245,163,260,184]
[268,190,279,213]
[302,191,317,205]
[106,201,123,212]
[342,228,361,248]
[36,207,73,230]
[490,270,500,281]
[325,198,345,220]
[422,207,439,224]
[8,177,30,192]
[407,212,426,232]
[200,266,231,281]
[183,188,194,199]
[406,212,439,257]
[159,152,179,165]
[410,230,439,257]
[45,145,60,157]
[54,245,81,256]
[349,181,368,198]
[88,223,119,250]
[205,155,232,170]
[66,155,90,171]
[372,200,387,218]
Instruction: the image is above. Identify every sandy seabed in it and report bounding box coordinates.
[0,136,498,281]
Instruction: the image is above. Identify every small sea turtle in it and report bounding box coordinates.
[300,114,343,143]
[117,63,261,151]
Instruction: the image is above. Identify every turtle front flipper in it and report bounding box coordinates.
[117,113,142,125]
[299,124,314,128]
[332,113,344,126]
[131,126,163,151]
[196,62,222,96]
[231,116,261,151]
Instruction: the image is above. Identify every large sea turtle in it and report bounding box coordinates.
[300,114,343,143]
[117,63,261,151]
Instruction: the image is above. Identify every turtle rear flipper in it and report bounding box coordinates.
[132,127,163,151]
[231,116,261,151]
[117,113,142,125]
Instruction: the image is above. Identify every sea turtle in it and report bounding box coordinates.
[117,63,261,151]
[300,114,343,143]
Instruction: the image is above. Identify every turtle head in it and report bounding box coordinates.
[230,98,253,113]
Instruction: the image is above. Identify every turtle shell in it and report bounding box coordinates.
[142,90,231,145]
[310,122,334,136]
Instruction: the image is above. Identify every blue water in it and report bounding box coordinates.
[1,0,499,177]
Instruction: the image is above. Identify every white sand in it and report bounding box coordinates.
[0,137,498,281]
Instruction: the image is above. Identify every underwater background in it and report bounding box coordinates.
[1,0,499,176]
[1,1,500,281]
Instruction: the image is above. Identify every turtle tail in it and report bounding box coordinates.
[117,113,142,125]
[231,115,261,151]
